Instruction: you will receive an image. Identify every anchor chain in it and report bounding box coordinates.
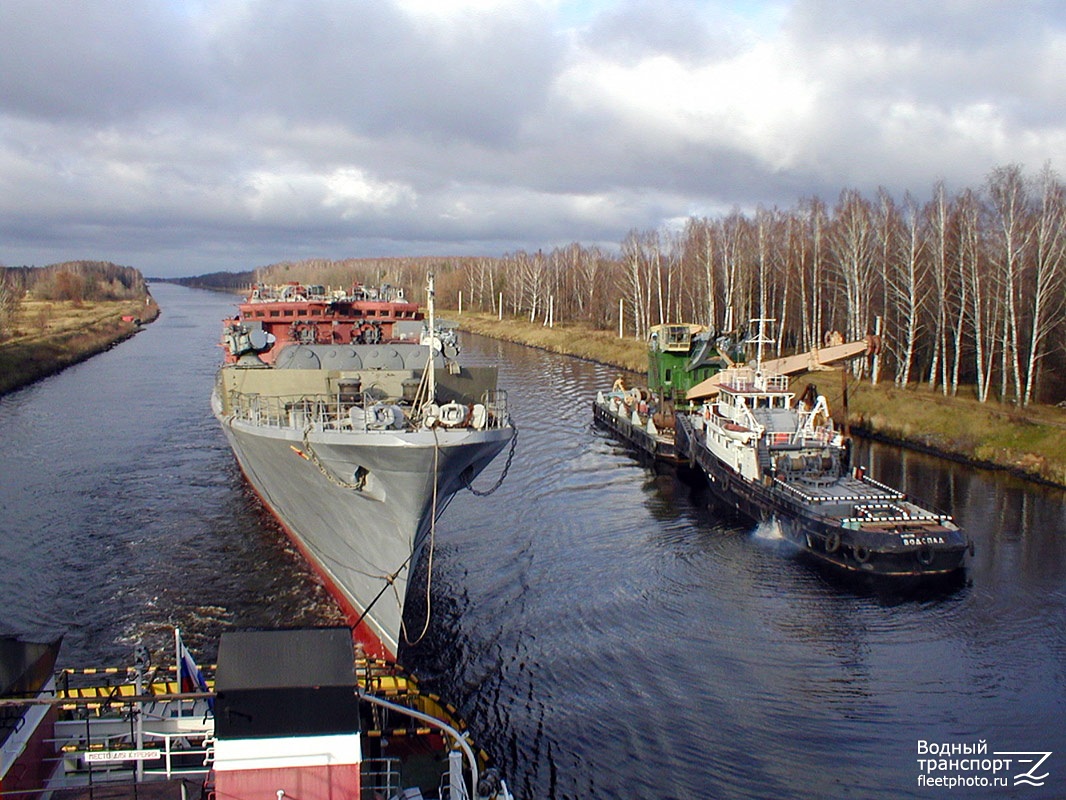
[303,423,365,490]
[462,421,518,496]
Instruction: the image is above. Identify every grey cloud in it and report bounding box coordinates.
[210,1,561,146]
[1,0,1065,276]
[0,1,214,123]
[578,0,737,63]
[786,0,1065,107]
[789,0,1059,47]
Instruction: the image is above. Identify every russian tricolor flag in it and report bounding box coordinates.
[175,628,211,699]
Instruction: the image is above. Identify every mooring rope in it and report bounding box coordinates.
[403,427,440,646]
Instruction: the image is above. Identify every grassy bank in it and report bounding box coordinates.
[0,296,159,395]
[447,310,1066,488]
[445,310,648,373]
[826,377,1066,487]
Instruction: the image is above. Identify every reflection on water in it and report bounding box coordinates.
[1,284,1064,798]
[403,336,1066,800]
[0,284,344,663]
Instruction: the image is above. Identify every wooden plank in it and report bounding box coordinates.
[686,340,870,400]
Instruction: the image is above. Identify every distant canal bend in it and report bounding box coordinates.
[1,282,1064,799]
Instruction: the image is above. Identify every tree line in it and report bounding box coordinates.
[232,163,1066,406]
[0,261,150,339]
[2,261,148,302]
[167,270,256,291]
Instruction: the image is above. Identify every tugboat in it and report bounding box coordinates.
[675,320,970,578]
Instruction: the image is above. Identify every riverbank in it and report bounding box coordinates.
[0,296,159,396]
[446,310,648,372]
[828,377,1066,488]
[447,310,1066,488]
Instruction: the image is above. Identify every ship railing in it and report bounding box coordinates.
[718,366,753,392]
[769,480,901,527]
[225,389,511,432]
[227,391,373,429]
[361,757,402,799]
[139,728,214,779]
[2,698,218,796]
[843,502,952,525]
[773,469,957,528]
[707,399,758,429]
[768,479,840,519]
[759,373,791,392]
[773,477,897,506]
[479,388,510,429]
[857,473,906,498]
[782,425,835,447]
[719,366,790,394]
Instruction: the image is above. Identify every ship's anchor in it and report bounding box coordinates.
[301,424,366,490]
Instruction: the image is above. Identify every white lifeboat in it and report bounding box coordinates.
[721,421,755,443]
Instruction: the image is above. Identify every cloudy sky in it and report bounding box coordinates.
[2,0,1064,277]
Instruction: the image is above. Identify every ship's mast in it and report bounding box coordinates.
[426,270,436,403]
[749,317,776,370]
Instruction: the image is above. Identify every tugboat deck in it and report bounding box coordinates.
[774,474,902,507]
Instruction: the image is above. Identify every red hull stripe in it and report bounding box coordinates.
[237,472,394,660]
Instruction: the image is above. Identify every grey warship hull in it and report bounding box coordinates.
[212,343,512,659]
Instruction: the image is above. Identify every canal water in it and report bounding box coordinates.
[1,282,1064,798]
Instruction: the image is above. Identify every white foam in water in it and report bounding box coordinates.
[752,518,784,542]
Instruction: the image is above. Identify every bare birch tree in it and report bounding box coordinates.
[1023,164,1066,405]
[829,189,875,375]
[925,182,951,393]
[987,165,1036,403]
[687,218,719,329]
[886,193,927,386]
[719,212,752,334]
[621,231,650,340]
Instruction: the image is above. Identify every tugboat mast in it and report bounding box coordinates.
[749,317,776,372]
